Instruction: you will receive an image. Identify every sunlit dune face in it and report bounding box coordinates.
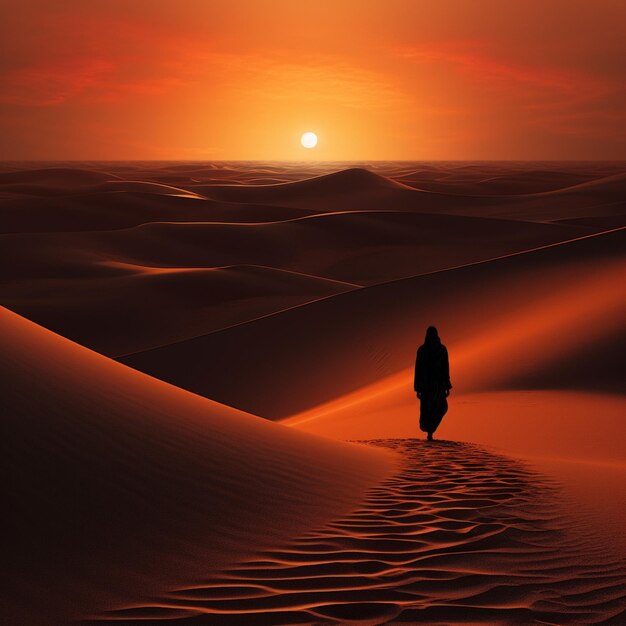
[301,132,318,149]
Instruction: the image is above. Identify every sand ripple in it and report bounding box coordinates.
[92,440,626,625]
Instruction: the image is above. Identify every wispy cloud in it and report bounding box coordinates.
[0,28,408,113]
[396,41,616,102]
[0,60,114,106]
[0,14,202,106]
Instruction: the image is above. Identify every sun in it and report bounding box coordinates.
[300,131,318,149]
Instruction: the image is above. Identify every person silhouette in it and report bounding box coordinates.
[414,326,452,441]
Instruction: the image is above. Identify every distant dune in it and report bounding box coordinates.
[199,167,412,199]
[2,209,590,282]
[194,167,493,212]
[440,172,626,222]
[3,264,357,355]
[0,192,320,234]
[0,167,120,188]
[398,169,597,195]
[91,179,207,198]
[121,228,626,418]
[3,192,597,356]
[188,165,626,220]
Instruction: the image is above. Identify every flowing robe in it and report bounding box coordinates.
[414,343,451,434]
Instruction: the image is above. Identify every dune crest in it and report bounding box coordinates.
[204,167,412,197]
[93,179,207,198]
[0,167,120,188]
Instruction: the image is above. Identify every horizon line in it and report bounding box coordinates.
[2,158,626,163]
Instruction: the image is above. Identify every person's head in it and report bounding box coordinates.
[424,325,440,346]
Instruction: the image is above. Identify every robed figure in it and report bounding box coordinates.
[414,326,452,440]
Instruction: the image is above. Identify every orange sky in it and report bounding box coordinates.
[1,0,625,160]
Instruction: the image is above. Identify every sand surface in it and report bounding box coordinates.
[4,161,622,356]
[2,161,625,624]
[92,440,626,625]
[121,228,625,416]
[2,307,393,624]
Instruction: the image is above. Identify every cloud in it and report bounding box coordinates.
[0,6,411,113]
[396,42,615,101]
[0,13,204,106]
[0,60,114,106]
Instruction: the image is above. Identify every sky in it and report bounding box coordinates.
[1,0,625,160]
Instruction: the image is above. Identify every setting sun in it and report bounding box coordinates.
[301,132,318,149]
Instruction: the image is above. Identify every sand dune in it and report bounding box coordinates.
[121,228,626,418]
[0,191,213,233]
[2,210,589,283]
[2,306,393,625]
[187,165,626,224]
[391,162,619,193]
[0,166,120,189]
[94,439,626,625]
[193,167,492,212]
[537,171,626,196]
[91,179,207,198]
[2,163,624,238]
[286,390,626,509]
[2,264,357,355]
[2,209,593,356]
[0,190,319,234]
[200,167,411,198]
[438,172,626,223]
[3,160,620,191]
[3,161,626,625]
[399,169,597,195]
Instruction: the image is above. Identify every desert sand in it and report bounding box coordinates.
[2,306,394,624]
[2,161,625,624]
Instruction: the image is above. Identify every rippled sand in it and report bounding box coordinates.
[94,440,626,625]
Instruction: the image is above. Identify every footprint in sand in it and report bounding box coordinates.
[95,440,626,625]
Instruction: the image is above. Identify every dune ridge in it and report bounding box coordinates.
[0,166,121,188]
[185,164,626,221]
[2,207,592,357]
[12,162,620,223]
[3,263,358,355]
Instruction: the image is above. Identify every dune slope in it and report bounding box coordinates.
[2,211,586,283]
[191,166,626,224]
[1,210,590,356]
[121,228,626,418]
[2,307,393,625]
[193,167,492,212]
[3,264,357,356]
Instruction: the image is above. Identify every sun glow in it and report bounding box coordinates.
[300,132,318,149]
